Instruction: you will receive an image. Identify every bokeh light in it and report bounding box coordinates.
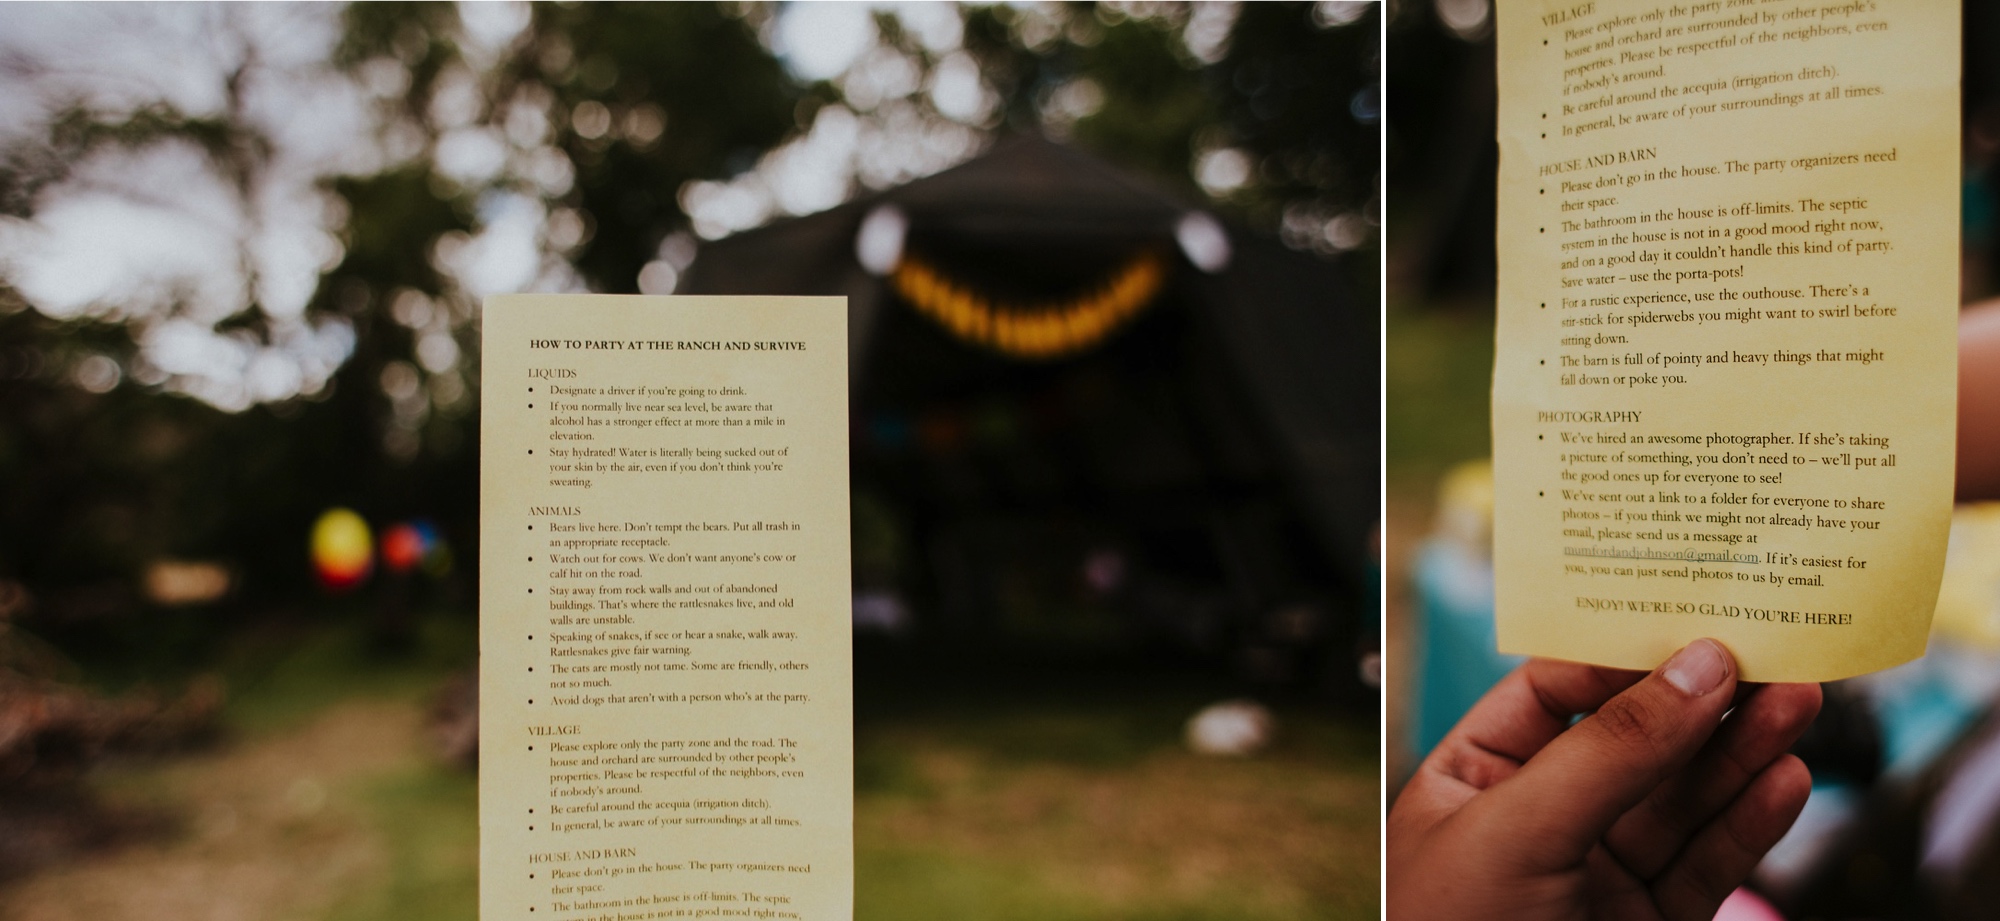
[310,508,373,592]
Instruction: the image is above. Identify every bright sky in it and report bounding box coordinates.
[0,3,369,410]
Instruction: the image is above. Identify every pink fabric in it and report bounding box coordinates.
[1714,887,1785,921]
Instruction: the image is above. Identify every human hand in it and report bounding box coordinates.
[1388,639,1822,920]
[1958,299,2000,501]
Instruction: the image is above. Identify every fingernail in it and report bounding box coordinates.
[1661,639,1729,696]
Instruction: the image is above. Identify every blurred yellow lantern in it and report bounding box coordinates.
[311,508,373,592]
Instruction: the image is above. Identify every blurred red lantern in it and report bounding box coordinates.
[381,523,425,574]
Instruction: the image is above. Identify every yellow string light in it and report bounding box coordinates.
[888,249,1168,359]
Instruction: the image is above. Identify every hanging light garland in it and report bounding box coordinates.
[889,248,1169,359]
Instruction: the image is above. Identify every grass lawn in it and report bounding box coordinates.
[1385,301,1493,494]
[3,623,1379,921]
[1383,300,1495,785]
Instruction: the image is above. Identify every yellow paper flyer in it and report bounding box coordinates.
[480,295,851,919]
[1494,1,1959,681]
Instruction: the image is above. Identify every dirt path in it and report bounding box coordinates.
[0,700,420,921]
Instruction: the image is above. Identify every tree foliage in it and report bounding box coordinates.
[0,2,1377,668]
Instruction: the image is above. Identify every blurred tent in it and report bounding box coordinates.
[682,135,1377,687]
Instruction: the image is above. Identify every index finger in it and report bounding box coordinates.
[1426,657,1647,792]
[1472,639,1743,870]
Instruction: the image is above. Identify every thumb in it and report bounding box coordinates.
[1472,638,1740,870]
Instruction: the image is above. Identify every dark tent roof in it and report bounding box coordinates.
[680,135,1378,579]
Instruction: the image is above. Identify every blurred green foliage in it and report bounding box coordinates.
[214,608,477,736]
[492,3,803,289]
[1386,302,1493,491]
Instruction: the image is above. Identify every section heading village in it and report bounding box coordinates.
[528,339,807,352]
